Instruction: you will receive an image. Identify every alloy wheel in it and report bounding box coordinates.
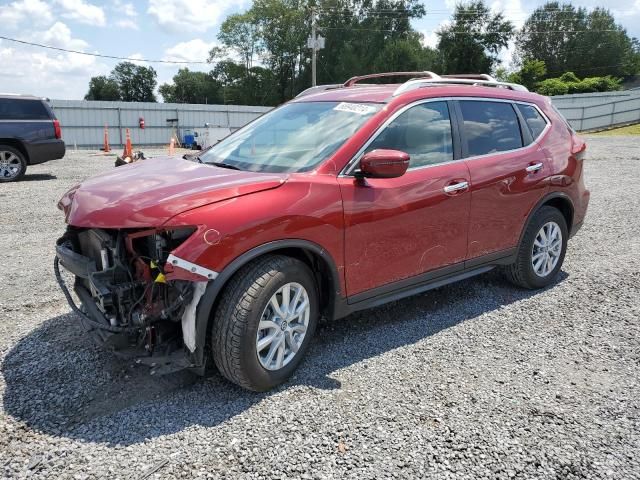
[531,221,563,277]
[256,282,310,371]
[0,151,22,179]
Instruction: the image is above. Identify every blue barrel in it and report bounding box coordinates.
[183,134,195,147]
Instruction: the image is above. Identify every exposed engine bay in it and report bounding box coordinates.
[54,226,208,373]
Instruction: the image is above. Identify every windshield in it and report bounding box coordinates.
[199,101,382,173]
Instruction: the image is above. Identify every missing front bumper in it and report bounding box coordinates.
[54,229,210,374]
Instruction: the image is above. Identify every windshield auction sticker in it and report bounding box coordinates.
[333,102,378,115]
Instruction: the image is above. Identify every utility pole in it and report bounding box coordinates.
[307,8,324,87]
[311,8,317,87]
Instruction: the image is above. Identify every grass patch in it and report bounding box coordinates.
[589,123,640,136]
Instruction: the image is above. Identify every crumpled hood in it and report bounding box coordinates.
[59,156,288,228]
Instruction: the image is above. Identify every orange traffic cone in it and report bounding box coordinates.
[102,124,110,152]
[122,128,133,158]
[168,137,175,156]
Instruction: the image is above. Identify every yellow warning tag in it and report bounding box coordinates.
[155,273,166,284]
[150,260,158,269]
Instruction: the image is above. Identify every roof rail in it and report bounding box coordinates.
[295,84,343,98]
[343,71,441,87]
[441,74,496,82]
[393,77,528,96]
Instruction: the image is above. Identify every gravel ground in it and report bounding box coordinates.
[0,138,638,479]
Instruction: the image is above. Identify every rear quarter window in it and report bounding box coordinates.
[517,104,548,140]
[458,100,523,156]
[0,98,50,120]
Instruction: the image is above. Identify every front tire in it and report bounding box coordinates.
[504,206,568,289]
[211,255,318,391]
[0,146,27,182]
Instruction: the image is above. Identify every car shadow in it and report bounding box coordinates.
[1,270,568,446]
[22,173,57,181]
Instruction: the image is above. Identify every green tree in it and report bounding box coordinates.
[436,0,514,74]
[315,0,427,84]
[505,59,547,90]
[536,78,569,96]
[516,2,639,78]
[84,75,121,101]
[216,12,263,74]
[210,61,279,106]
[159,68,222,104]
[250,0,308,102]
[110,62,158,102]
[373,37,437,72]
[535,73,621,96]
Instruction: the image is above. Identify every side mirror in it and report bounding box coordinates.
[357,149,410,179]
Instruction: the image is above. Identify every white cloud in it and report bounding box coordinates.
[421,19,451,48]
[40,22,89,50]
[126,53,150,66]
[115,18,138,29]
[490,0,527,29]
[443,0,457,10]
[163,39,217,63]
[0,0,54,27]
[421,30,439,49]
[112,0,137,17]
[54,0,106,26]
[0,21,108,99]
[110,0,137,28]
[147,0,242,33]
[0,40,109,99]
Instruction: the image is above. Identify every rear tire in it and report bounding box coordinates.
[211,255,318,391]
[504,206,568,289]
[0,146,27,182]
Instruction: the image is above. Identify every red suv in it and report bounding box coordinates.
[55,72,589,391]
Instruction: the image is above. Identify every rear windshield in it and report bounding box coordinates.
[200,101,382,173]
[0,98,50,120]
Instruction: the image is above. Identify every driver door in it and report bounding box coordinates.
[337,100,471,298]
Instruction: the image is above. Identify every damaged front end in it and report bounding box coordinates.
[54,226,211,374]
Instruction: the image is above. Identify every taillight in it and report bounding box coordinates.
[53,119,62,139]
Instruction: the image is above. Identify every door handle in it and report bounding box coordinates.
[526,162,544,173]
[443,181,469,194]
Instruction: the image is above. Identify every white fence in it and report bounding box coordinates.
[50,100,271,149]
[551,90,640,131]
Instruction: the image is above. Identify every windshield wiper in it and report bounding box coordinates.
[182,153,202,163]
[211,161,242,171]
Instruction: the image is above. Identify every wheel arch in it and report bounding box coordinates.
[0,139,30,164]
[519,192,575,247]
[191,239,343,372]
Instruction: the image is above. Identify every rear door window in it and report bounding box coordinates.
[0,99,50,120]
[458,100,523,156]
[517,104,548,140]
[365,101,454,168]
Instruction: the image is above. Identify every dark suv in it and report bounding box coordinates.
[0,94,65,182]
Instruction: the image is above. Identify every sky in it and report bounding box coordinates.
[0,0,639,100]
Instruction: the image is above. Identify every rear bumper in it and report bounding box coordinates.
[26,139,65,165]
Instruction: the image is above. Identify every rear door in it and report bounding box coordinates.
[338,100,471,298]
[456,99,549,260]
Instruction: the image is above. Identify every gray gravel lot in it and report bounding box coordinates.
[0,137,639,479]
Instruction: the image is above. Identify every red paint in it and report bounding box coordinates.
[59,83,589,300]
[359,149,410,178]
[59,157,287,228]
[338,163,471,295]
[466,142,549,258]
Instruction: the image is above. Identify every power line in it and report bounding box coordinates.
[0,35,209,64]
[320,27,625,34]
